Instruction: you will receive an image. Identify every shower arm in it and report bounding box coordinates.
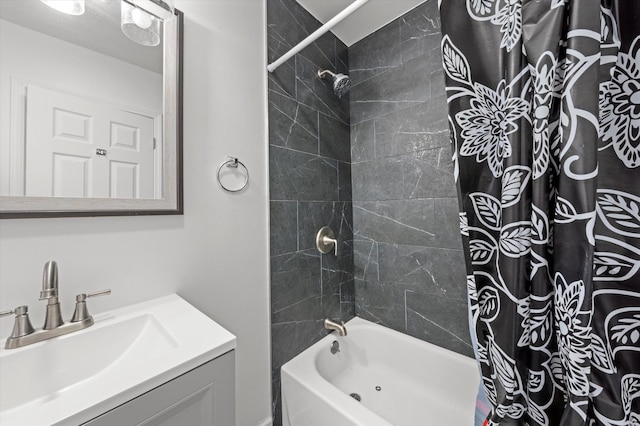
[266,0,370,73]
[317,69,336,79]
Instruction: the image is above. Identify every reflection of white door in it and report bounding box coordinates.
[25,85,155,198]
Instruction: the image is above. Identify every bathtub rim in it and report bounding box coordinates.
[281,316,479,426]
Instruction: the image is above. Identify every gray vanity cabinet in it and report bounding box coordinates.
[83,350,235,426]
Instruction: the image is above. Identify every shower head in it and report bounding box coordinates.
[317,69,351,99]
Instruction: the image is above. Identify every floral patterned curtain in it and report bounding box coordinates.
[439,0,640,424]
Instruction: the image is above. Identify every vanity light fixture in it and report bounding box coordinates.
[40,0,85,15]
[120,0,175,47]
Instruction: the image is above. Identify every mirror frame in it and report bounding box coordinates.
[0,9,184,219]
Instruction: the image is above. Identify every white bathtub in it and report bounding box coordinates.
[281,317,480,426]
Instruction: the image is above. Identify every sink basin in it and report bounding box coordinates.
[0,294,236,426]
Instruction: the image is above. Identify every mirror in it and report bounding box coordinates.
[0,0,183,218]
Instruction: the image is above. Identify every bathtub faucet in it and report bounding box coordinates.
[324,318,347,336]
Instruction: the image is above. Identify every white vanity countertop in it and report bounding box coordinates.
[0,294,236,426]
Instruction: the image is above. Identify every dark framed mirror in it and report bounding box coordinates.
[0,0,183,218]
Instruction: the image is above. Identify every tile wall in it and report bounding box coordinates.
[267,0,354,424]
[267,0,474,423]
[349,0,474,357]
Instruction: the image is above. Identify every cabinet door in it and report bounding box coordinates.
[83,351,235,426]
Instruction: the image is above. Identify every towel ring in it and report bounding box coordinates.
[217,156,249,193]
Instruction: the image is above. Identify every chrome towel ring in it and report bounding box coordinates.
[217,156,249,193]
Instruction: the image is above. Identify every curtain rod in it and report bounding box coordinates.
[267,0,370,73]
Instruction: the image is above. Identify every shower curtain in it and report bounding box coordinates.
[439,0,640,425]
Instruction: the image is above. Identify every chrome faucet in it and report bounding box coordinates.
[0,261,111,349]
[324,318,347,336]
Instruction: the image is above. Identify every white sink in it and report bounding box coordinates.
[0,294,236,426]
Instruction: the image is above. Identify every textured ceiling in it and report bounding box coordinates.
[295,0,427,46]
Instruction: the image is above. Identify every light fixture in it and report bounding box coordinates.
[120,0,175,47]
[40,0,85,15]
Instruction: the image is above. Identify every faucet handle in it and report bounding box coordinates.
[71,289,111,323]
[1,306,35,338]
[78,289,112,301]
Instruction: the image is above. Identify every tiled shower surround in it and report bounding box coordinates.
[268,0,472,423]
[267,0,354,423]
[350,0,473,357]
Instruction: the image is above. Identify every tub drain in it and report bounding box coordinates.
[350,393,361,402]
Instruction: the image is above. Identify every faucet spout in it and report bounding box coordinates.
[40,261,63,330]
[324,318,347,336]
[40,260,59,300]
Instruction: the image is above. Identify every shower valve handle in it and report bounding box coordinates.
[316,226,338,256]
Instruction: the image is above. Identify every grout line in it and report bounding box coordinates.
[296,202,300,252]
[404,290,408,330]
[269,143,349,163]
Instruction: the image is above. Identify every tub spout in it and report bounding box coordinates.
[324,318,347,336]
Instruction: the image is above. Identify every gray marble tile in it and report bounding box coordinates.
[434,198,465,249]
[270,249,321,314]
[319,113,350,162]
[353,239,379,282]
[272,293,322,324]
[297,201,352,251]
[374,96,449,159]
[270,201,298,255]
[269,93,318,155]
[268,43,296,99]
[267,22,293,64]
[402,148,457,199]
[321,238,354,285]
[340,279,356,305]
[271,319,326,365]
[298,31,336,72]
[399,0,442,63]
[353,199,436,247]
[405,292,474,357]
[296,54,350,124]
[377,243,468,301]
[334,202,354,242]
[336,38,349,75]
[338,161,352,202]
[355,280,407,333]
[351,156,405,201]
[341,296,356,319]
[350,54,432,124]
[297,201,333,250]
[350,119,375,164]
[267,0,312,101]
[322,268,342,320]
[272,369,282,426]
[349,20,402,86]
[267,0,320,56]
[430,68,446,100]
[270,146,338,201]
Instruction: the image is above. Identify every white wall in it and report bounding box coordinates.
[0,19,163,196]
[0,1,272,425]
